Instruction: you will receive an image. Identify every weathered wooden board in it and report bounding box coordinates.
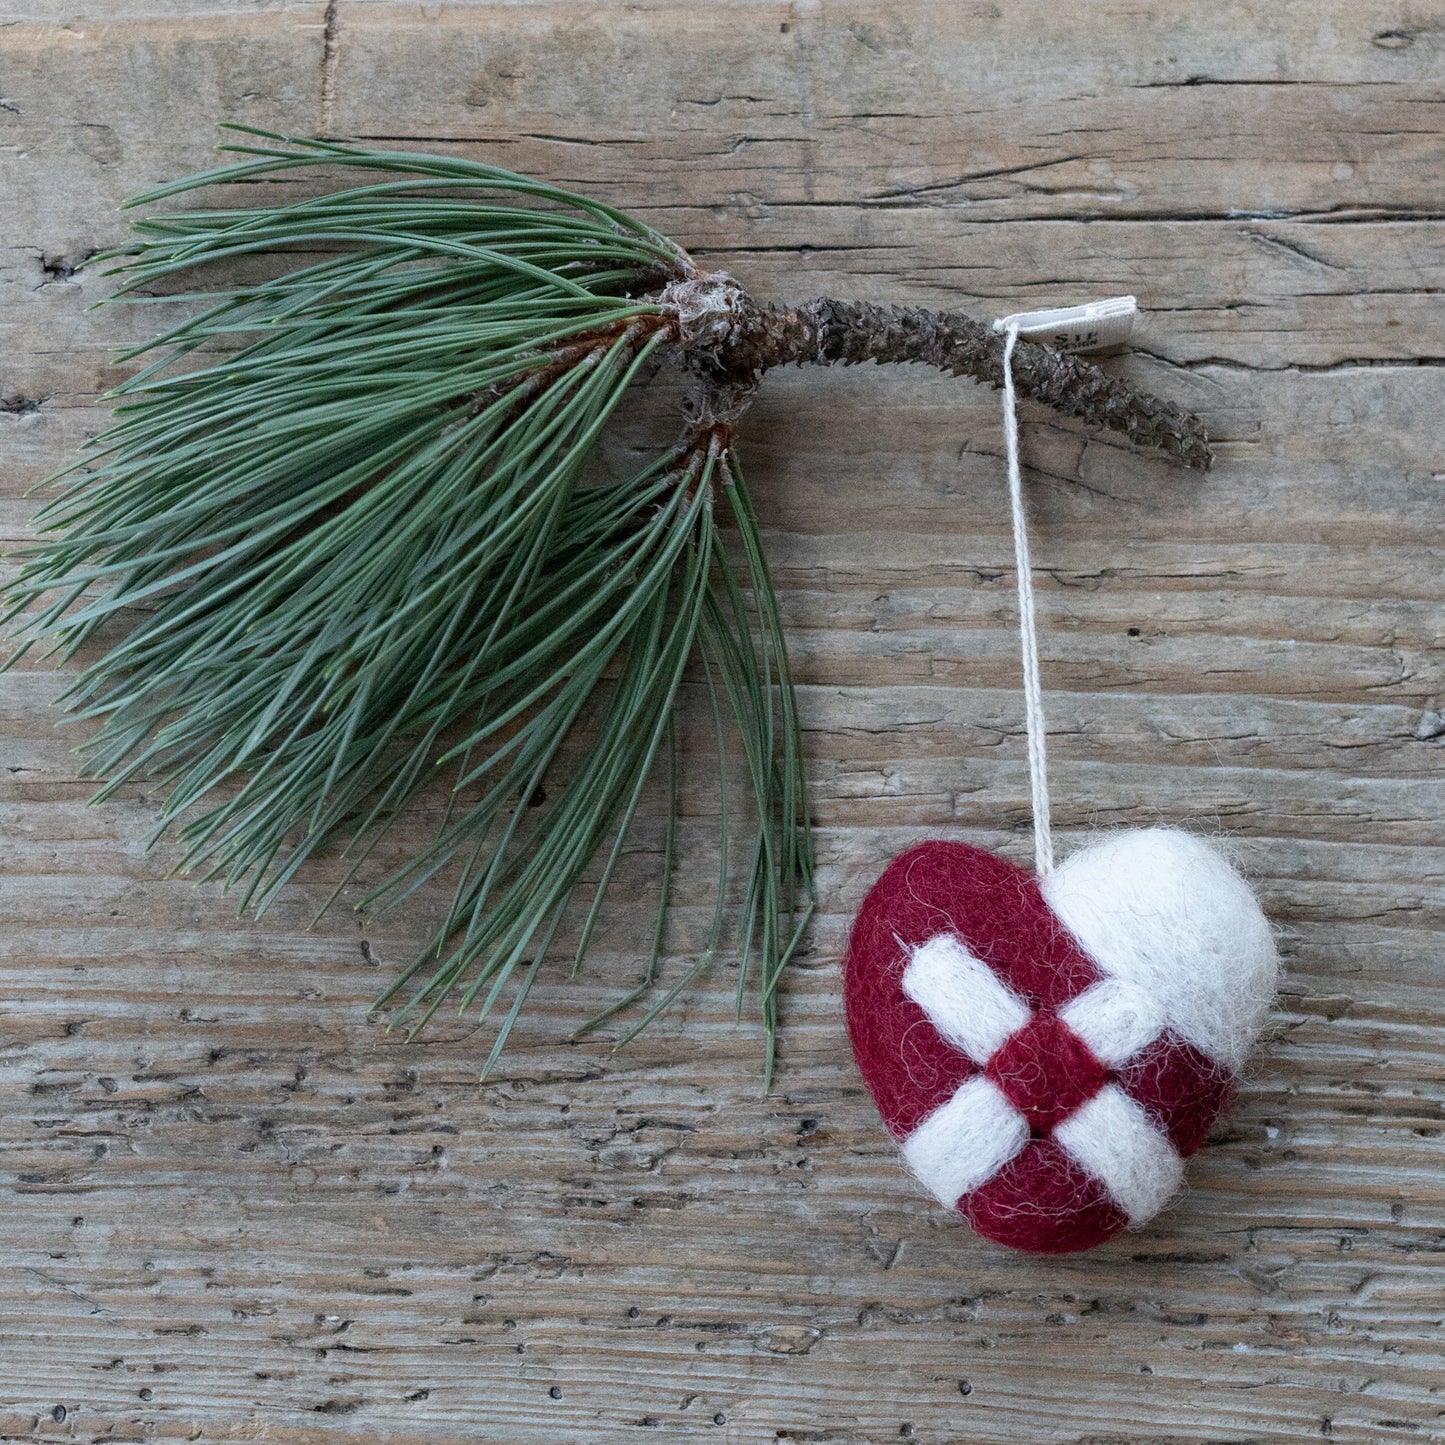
[2,3,1444,1442]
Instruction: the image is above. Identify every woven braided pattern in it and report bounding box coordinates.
[844,832,1276,1254]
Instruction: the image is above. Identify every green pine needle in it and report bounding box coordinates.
[3,128,814,1078]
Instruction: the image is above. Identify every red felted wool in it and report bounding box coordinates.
[843,833,1277,1254]
[964,1138,1127,1255]
[1117,1035,1233,1158]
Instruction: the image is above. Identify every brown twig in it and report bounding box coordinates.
[658,276,1213,471]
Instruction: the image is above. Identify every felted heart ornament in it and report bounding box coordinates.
[845,828,1278,1254]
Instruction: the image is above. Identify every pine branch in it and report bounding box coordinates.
[3,129,1209,1077]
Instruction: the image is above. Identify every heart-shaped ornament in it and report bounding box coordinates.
[844,828,1278,1253]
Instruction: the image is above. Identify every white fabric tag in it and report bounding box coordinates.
[992,295,1136,354]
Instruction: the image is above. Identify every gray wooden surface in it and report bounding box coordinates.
[3,3,1444,1441]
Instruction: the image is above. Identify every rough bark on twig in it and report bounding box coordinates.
[660,277,1213,470]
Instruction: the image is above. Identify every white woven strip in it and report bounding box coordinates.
[901,1076,1030,1207]
[903,934,1031,1065]
[1058,977,1167,1067]
[1053,1083,1183,1224]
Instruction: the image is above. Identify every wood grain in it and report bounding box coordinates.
[2,3,1443,1441]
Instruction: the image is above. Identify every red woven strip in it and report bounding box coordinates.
[1117,1033,1233,1157]
[964,1137,1129,1254]
[985,1010,1108,1134]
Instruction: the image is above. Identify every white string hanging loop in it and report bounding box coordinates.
[990,296,1137,876]
[998,322,1054,877]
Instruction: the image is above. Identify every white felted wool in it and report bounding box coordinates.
[900,1074,1030,1206]
[1052,1083,1185,1223]
[903,934,1031,1064]
[1041,827,1279,1073]
[1058,976,1167,1067]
